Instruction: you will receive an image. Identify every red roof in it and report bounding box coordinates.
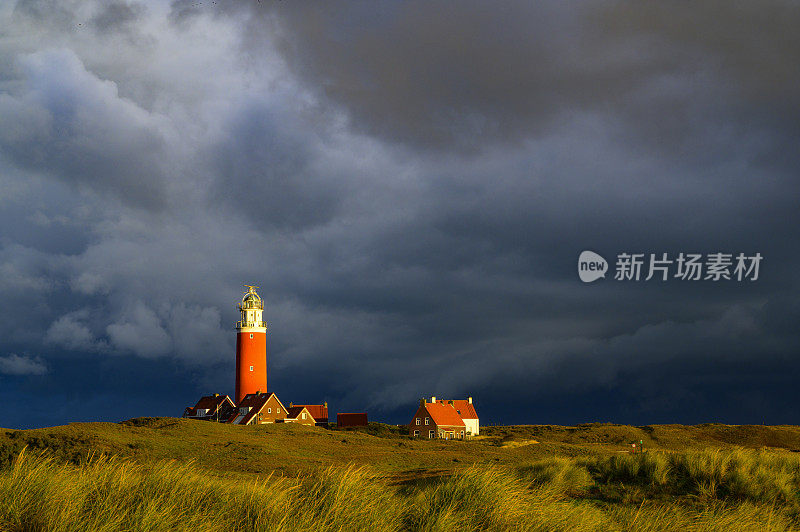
[286,406,309,419]
[292,404,328,422]
[186,394,233,416]
[229,392,278,425]
[437,399,478,420]
[425,402,466,427]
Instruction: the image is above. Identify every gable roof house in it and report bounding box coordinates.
[289,403,328,426]
[228,392,288,425]
[284,406,316,426]
[409,397,467,440]
[183,394,236,422]
[434,397,479,436]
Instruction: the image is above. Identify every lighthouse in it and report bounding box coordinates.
[235,285,267,404]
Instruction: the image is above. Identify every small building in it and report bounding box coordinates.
[284,406,316,426]
[434,397,479,436]
[228,392,288,425]
[409,397,467,440]
[290,402,329,426]
[337,412,368,428]
[183,394,236,422]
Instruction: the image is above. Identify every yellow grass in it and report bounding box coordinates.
[2,447,800,531]
[4,420,800,530]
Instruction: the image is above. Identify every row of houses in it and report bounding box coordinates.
[183,392,330,426]
[184,392,479,439]
[184,393,370,427]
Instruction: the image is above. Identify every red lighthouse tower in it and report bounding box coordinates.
[235,285,267,404]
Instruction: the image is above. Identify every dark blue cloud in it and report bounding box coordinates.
[0,0,798,429]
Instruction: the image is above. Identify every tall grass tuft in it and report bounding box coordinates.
[0,449,400,531]
[295,465,403,530]
[407,465,617,531]
[591,452,671,487]
[672,448,800,505]
[592,448,800,508]
[3,448,800,531]
[408,465,536,530]
[517,457,594,498]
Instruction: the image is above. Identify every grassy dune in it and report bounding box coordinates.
[1,449,799,531]
[3,419,800,530]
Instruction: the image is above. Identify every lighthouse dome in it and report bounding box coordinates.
[240,286,263,309]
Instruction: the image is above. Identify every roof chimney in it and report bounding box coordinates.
[324,402,328,408]
[430,396,436,403]
[468,397,472,404]
[289,402,293,407]
[213,393,219,397]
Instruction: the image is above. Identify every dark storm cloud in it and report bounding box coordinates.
[0,1,798,428]
[603,1,800,103]
[209,100,343,230]
[230,0,800,419]
[168,0,203,26]
[91,2,144,34]
[237,1,610,150]
[0,48,170,210]
[12,0,77,31]
[232,1,800,165]
[14,0,144,35]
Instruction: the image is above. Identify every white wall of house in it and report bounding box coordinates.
[464,418,479,436]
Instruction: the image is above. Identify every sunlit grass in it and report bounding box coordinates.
[3,447,800,531]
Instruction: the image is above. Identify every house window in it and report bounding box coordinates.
[302,413,306,419]
[424,417,429,425]
[268,407,272,413]
[429,430,434,439]
[461,431,464,438]
[250,333,254,339]
[277,408,280,413]
[416,418,420,425]
[249,366,254,372]
[414,430,419,437]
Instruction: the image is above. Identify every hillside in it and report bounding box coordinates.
[3,418,800,479]
[4,420,800,530]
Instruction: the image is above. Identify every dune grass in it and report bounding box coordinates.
[589,448,800,508]
[2,447,800,531]
[0,449,400,532]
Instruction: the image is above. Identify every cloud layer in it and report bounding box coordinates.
[0,354,47,376]
[0,0,798,428]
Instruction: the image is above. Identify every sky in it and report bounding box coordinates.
[0,1,798,429]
